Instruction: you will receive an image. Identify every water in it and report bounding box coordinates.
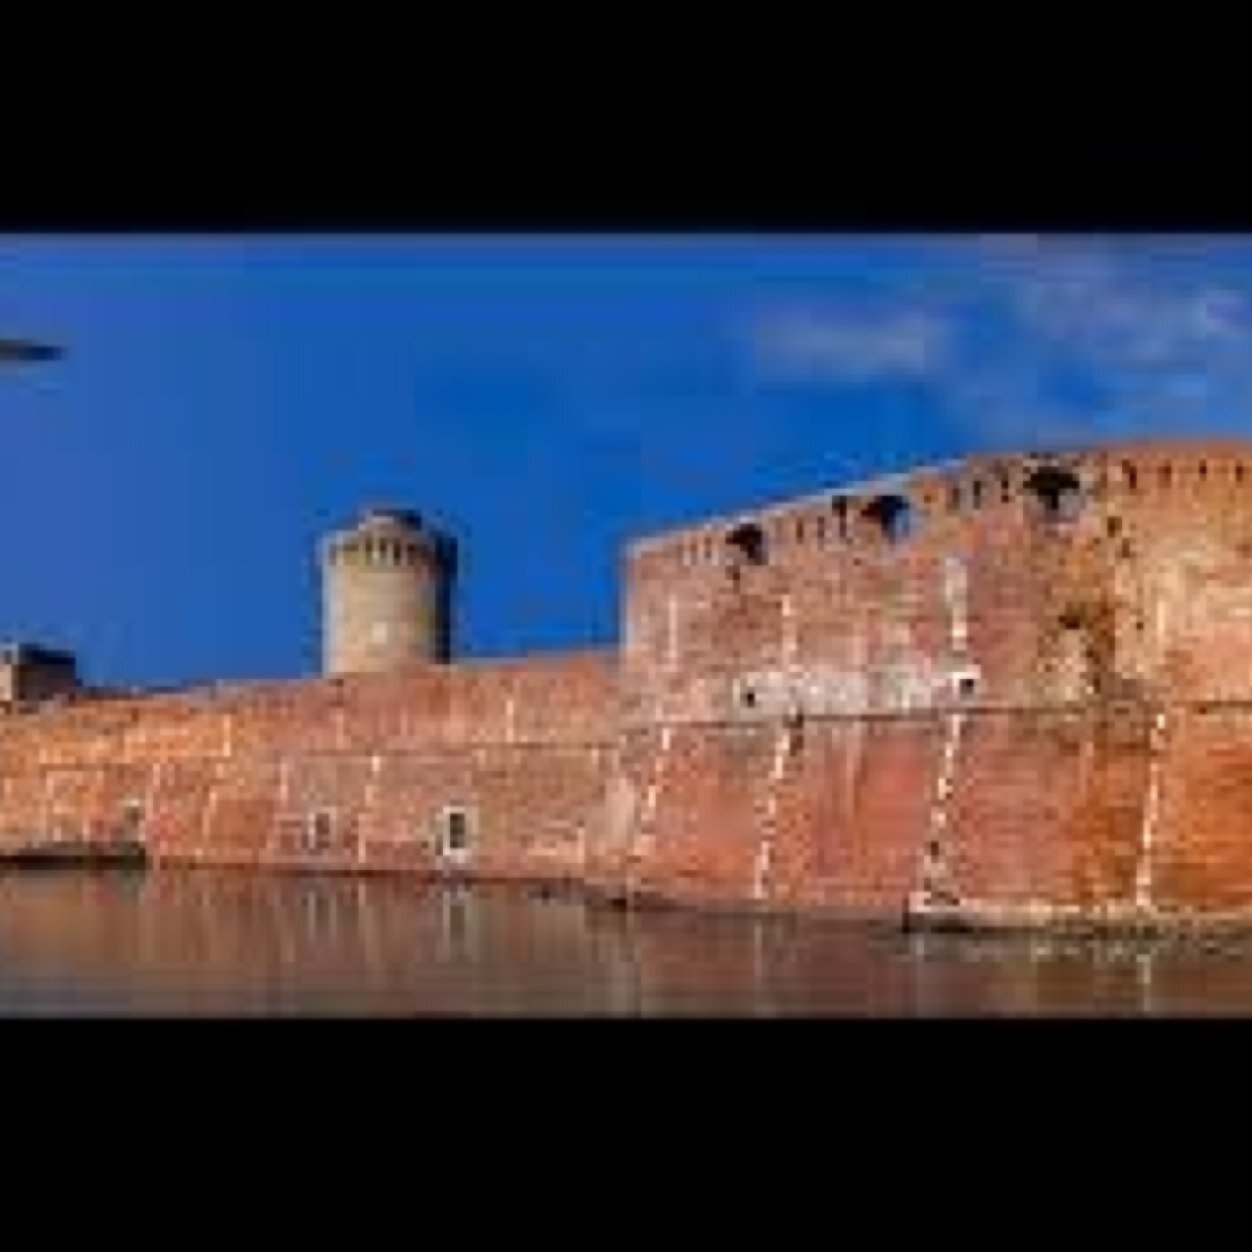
[1,867,1252,1015]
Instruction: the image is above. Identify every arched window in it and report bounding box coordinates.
[725,521,768,566]
[1024,465,1083,522]
[862,493,915,543]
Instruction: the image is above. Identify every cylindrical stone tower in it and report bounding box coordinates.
[320,506,457,675]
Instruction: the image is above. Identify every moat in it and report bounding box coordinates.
[2,867,1252,1015]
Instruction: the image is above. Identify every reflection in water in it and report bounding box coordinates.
[3,868,1252,1014]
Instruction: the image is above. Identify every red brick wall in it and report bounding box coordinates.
[0,651,618,889]
[4,439,1252,928]
[605,438,1252,924]
[622,439,1252,721]
[1150,704,1252,911]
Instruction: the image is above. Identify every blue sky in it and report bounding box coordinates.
[2,234,1251,689]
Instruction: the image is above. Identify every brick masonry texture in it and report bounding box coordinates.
[6,437,1252,930]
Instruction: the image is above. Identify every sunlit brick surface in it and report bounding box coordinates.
[6,439,1252,929]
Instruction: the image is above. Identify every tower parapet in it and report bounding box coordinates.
[319,506,457,676]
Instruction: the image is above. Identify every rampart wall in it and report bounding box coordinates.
[600,438,1252,925]
[0,651,617,887]
[6,438,1252,930]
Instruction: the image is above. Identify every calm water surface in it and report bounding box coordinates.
[1,867,1251,1015]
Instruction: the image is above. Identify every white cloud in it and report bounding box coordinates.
[747,306,951,381]
[738,237,1252,451]
[934,236,1252,446]
[993,240,1252,368]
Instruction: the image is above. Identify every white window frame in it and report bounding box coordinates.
[436,805,474,865]
[306,807,335,853]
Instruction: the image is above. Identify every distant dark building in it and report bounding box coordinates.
[0,643,79,707]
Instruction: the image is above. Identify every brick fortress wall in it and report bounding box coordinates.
[6,437,1252,927]
[0,651,616,887]
[596,438,1252,923]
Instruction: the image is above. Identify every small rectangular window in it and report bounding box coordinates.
[437,806,475,862]
[952,669,980,700]
[446,810,468,852]
[307,809,333,852]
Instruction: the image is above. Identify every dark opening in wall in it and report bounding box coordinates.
[307,809,333,853]
[998,472,1012,503]
[438,806,474,861]
[948,483,962,512]
[1123,462,1138,491]
[970,479,984,508]
[832,497,851,539]
[740,685,757,709]
[1199,461,1208,482]
[862,493,915,542]
[445,810,469,853]
[1024,465,1083,522]
[1237,465,1246,485]
[1160,464,1172,488]
[726,521,768,566]
[1107,516,1123,538]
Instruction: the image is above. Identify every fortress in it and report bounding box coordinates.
[5,435,1252,932]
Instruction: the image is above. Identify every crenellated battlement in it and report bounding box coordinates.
[628,439,1252,578]
[319,504,458,675]
[620,437,1252,734]
[320,507,456,570]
